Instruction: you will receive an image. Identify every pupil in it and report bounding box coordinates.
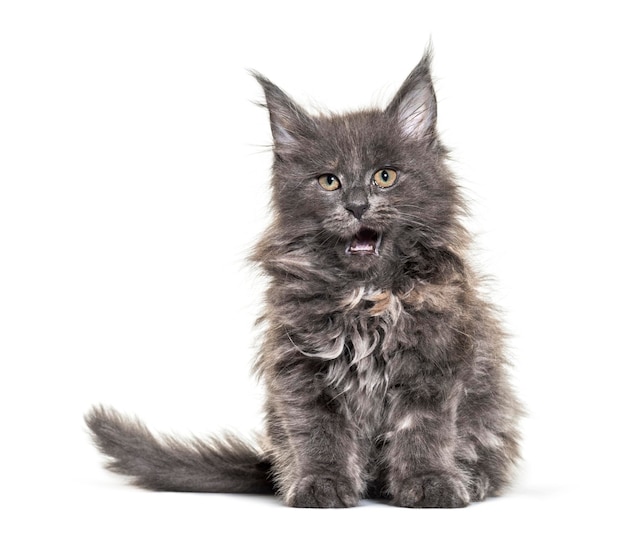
[382,170,389,182]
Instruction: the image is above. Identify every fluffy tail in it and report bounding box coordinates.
[85,405,274,494]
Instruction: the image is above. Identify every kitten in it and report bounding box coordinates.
[86,48,522,508]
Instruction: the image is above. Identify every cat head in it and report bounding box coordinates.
[254,50,465,283]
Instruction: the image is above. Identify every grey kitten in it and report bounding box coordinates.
[86,49,522,508]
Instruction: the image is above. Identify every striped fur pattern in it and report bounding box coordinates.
[86,48,522,508]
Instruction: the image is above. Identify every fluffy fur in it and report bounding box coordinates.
[86,49,522,508]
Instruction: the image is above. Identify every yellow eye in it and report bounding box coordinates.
[373,168,397,189]
[318,174,341,191]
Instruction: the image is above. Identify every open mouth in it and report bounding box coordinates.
[346,228,381,256]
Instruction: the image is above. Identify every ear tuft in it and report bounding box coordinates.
[386,47,437,140]
[250,71,315,152]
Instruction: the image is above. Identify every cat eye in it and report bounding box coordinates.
[318,174,341,191]
[373,168,397,189]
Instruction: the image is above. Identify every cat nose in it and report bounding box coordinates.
[345,202,369,220]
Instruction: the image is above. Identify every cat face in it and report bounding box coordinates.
[255,51,461,278]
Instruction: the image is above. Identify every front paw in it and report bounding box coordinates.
[285,476,359,508]
[393,473,470,508]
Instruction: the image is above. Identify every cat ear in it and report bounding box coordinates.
[386,49,437,140]
[251,71,315,154]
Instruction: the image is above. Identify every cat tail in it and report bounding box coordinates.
[85,405,274,494]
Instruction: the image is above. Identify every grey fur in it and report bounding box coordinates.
[86,48,522,508]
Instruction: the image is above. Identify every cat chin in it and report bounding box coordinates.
[342,255,383,274]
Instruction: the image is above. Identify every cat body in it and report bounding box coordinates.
[87,49,521,508]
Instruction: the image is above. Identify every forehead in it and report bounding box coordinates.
[311,110,401,172]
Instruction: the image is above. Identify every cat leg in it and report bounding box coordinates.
[383,382,470,508]
[267,398,364,508]
[262,347,366,508]
[455,364,522,501]
[457,424,521,501]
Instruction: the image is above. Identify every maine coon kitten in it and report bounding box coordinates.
[86,49,522,508]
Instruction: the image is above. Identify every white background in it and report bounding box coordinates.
[2,1,625,537]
